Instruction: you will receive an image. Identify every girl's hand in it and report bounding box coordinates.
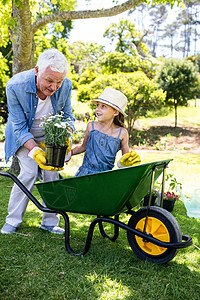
[117,151,141,168]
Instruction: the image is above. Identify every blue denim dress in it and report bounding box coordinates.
[75,121,122,177]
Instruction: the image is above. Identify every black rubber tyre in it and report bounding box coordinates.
[127,206,182,264]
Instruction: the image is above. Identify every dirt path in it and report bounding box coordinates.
[130,122,200,154]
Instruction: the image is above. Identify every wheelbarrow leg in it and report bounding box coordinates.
[61,211,99,256]
[97,215,119,241]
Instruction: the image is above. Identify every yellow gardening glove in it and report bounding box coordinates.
[28,146,63,171]
[64,137,73,164]
[117,150,141,168]
[65,137,71,155]
[38,142,46,151]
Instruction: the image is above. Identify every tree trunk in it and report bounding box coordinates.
[9,0,33,173]
[11,0,33,75]
[174,102,178,128]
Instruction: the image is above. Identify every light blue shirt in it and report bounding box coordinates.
[5,68,75,163]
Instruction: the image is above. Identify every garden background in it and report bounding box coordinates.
[0,0,200,298]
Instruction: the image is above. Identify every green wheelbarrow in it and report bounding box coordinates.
[0,159,192,264]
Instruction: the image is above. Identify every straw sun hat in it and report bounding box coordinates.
[91,87,127,117]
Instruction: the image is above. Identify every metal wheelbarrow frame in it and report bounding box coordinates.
[0,159,192,264]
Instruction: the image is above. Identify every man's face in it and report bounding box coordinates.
[35,66,66,99]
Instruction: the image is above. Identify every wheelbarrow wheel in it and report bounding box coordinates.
[127,206,182,264]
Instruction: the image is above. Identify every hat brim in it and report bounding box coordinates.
[91,99,127,117]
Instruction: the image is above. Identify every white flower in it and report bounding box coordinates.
[40,111,72,146]
[60,122,66,128]
[54,123,63,128]
[47,116,55,121]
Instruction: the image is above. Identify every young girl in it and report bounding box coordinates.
[71,87,138,176]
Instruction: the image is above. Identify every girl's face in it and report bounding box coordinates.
[95,101,119,121]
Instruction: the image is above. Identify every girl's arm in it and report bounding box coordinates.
[72,122,92,155]
[120,128,129,155]
[117,128,141,168]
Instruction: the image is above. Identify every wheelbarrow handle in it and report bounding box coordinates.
[0,171,57,214]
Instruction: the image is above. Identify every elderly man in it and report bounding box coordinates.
[1,49,75,234]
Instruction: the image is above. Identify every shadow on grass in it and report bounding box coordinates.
[130,125,200,147]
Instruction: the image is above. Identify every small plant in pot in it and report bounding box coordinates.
[40,112,73,167]
[143,187,159,206]
[163,191,179,212]
[161,174,182,212]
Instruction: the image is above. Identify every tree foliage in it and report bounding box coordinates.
[157,58,199,127]
[68,41,105,75]
[77,71,166,134]
[99,50,158,78]
[0,0,147,74]
[103,18,149,56]
[99,51,142,73]
[0,0,180,75]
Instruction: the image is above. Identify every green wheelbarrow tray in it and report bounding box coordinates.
[0,159,192,264]
[36,159,171,215]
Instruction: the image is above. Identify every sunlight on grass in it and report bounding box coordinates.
[183,252,200,272]
[99,276,130,299]
[139,99,200,128]
[166,104,200,127]
[85,272,131,299]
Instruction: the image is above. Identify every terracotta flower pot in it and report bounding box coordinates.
[46,145,68,168]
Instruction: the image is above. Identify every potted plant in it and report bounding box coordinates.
[161,173,182,212]
[143,187,159,206]
[162,191,179,212]
[39,112,73,167]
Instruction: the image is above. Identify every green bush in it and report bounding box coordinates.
[157,58,200,127]
[77,72,166,134]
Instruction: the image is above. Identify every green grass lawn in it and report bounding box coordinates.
[0,172,200,299]
[141,99,200,127]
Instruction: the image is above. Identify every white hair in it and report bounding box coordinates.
[36,49,68,77]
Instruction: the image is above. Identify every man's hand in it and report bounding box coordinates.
[28,146,63,171]
[117,150,141,168]
[38,142,46,151]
